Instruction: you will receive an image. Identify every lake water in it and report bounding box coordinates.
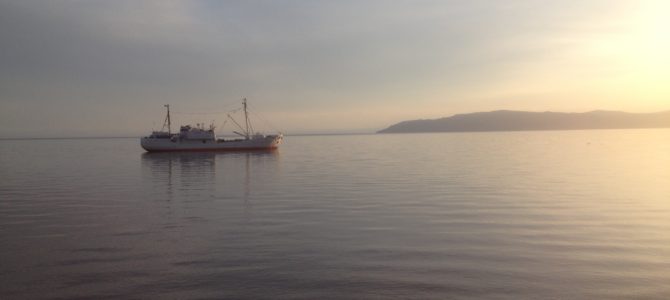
[1,129,670,299]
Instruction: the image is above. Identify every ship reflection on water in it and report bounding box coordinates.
[140,150,281,204]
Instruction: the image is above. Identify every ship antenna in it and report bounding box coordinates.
[243,98,251,140]
[164,104,171,135]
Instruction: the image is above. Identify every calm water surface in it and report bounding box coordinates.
[1,130,670,299]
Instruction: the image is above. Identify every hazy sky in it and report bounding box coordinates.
[1,0,668,137]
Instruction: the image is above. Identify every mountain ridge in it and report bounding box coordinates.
[378,110,670,133]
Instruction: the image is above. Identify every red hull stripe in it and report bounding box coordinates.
[144,146,279,153]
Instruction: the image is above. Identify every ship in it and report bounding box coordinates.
[141,99,283,152]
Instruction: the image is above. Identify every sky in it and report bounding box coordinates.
[0,0,668,137]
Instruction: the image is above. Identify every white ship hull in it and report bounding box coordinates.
[141,135,282,152]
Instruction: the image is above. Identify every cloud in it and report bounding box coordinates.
[0,0,662,137]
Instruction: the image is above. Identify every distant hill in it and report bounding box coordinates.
[378,110,670,133]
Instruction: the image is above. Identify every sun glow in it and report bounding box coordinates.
[627,1,670,81]
[588,1,670,108]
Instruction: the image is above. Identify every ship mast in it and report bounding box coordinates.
[164,104,171,135]
[243,98,250,140]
